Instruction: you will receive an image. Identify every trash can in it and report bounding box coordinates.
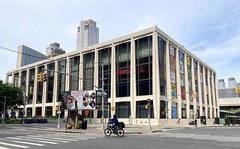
[82,120,87,129]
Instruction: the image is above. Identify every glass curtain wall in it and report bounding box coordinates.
[58,59,66,102]
[70,56,80,91]
[83,52,95,90]
[28,68,35,104]
[135,36,153,96]
[187,56,192,102]
[14,73,19,87]
[21,71,27,91]
[37,66,44,104]
[115,42,131,97]
[98,48,111,98]
[136,100,154,118]
[46,63,54,103]
[158,37,166,96]
[116,102,130,118]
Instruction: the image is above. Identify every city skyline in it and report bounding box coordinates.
[0,0,240,83]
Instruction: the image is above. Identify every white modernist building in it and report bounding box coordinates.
[6,26,219,126]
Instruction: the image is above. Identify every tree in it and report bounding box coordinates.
[0,80,24,112]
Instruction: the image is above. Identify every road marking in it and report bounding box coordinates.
[27,135,79,141]
[0,146,10,149]
[6,137,58,144]
[11,140,45,146]
[15,136,68,143]
[0,142,29,148]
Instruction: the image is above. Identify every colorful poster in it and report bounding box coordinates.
[179,61,184,74]
[179,50,184,62]
[170,55,176,70]
[187,56,191,66]
[170,45,175,56]
[180,74,184,86]
[171,84,176,97]
[170,70,176,84]
[63,90,96,110]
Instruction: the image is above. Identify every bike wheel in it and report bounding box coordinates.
[104,128,112,137]
[117,128,124,137]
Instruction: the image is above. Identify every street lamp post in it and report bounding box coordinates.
[147,98,151,131]
[22,90,26,125]
[0,96,6,127]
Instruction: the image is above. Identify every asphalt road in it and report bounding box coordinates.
[0,125,240,149]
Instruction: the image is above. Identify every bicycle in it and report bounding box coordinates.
[104,121,125,137]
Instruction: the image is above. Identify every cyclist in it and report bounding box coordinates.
[111,114,119,133]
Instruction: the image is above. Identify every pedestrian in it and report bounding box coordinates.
[195,119,197,127]
[176,118,180,127]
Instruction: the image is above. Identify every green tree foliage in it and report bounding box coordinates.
[0,80,23,111]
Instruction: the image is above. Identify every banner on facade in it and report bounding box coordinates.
[61,90,96,110]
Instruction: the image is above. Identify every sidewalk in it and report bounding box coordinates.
[2,123,175,135]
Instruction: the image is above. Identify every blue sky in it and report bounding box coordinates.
[0,0,240,85]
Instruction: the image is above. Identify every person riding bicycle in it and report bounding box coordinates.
[111,114,119,133]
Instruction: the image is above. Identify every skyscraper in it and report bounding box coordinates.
[46,42,65,58]
[76,19,99,50]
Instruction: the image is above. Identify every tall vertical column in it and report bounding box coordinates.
[111,44,116,116]
[32,67,38,117]
[197,62,202,117]
[202,66,207,117]
[165,40,171,119]
[152,31,159,119]
[130,37,136,120]
[42,64,47,117]
[65,57,70,91]
[208,70,213,119]
[53,61,59,117]
[79,54,84,91]
[191,58,196,118]
[176,47,181,119]
[211,72,216,118]
[184,53,190,119]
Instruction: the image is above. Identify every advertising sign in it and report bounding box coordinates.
[61,90,96,110]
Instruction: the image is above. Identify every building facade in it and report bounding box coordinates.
[218,78,240,124]
[6,27,219,126]
[17,45,47,68]
[76,19,99,50]
[46,42,65,58]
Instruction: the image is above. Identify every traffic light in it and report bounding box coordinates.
[111,106,115,111]
[43,73,47,82]
[37,72,43,83]
[235,87,240,94]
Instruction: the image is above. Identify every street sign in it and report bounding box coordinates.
[57,111,61,114]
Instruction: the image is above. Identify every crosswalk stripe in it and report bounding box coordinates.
[6,137,58,144]
[0,142,29,148]
[27,135,79,141]
[15,136,68,143]
[0,146,11,149]
[11,140,45,146]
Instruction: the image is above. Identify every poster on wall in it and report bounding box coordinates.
[170,70,176,84]
[180,74,184,86]
[187,56,191,66]
[170,55,176,70]
[170,45,175,56]
[179,50,184,62]
[179,61,184,74]
[171,84,176,97]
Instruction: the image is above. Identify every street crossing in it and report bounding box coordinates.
[0,133,102,149]
[159,132,240,143]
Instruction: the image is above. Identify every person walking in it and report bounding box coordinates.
[195,119,197,127]
[176,118,180,127]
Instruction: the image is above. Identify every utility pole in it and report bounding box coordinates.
[22,91,26,125]
[101,61,105,130]
[2,96,6,127]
